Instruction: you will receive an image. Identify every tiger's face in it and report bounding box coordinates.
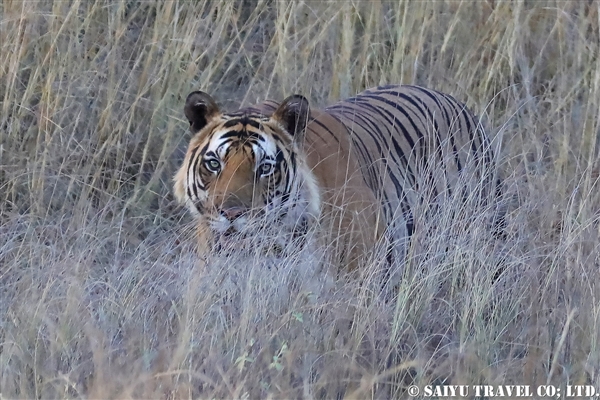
[174,91,320,244]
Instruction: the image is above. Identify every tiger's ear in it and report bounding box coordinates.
[272,95,310,142]
[184,91,220,133]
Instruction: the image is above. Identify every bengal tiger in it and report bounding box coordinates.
[173,84,499,271]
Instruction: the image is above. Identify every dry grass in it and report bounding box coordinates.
[1,0,600,398]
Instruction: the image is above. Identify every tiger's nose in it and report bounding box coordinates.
[221,207,246,221]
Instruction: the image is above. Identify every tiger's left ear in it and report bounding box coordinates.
[272,95,310,143]
[184,91,220,133]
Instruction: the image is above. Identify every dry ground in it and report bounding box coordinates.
[1,1,600,398]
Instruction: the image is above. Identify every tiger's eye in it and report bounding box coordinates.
[205,159,221,172]
[259,162,274,175]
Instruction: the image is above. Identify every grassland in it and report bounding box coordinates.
[1,0,600,398]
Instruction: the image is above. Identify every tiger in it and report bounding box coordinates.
[173,84,499,272]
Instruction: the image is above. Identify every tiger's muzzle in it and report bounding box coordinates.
[220,206,246,222]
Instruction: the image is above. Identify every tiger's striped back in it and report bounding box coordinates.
[324,84,497,245]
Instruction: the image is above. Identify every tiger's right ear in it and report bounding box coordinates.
[272,95,310,142]
[184,91,220,132]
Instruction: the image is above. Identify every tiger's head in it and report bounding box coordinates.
[174,91,321,245]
